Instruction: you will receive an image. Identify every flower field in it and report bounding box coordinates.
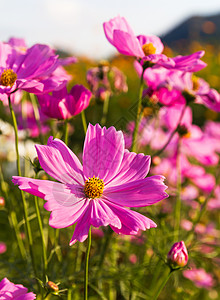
[0,16,220,300]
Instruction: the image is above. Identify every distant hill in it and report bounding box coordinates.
[161,13,220,53]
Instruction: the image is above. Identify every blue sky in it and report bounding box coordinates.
[1,0,220,59]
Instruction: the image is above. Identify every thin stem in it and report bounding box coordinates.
[0,165,26,259]
[8,96,38,279]
[173,141,182,242]
[152,105,186,158]
[81,110,88,135]
[34,183,47,279]
[29,93,44,145]
[100,94,110,126]
[64,119,69,145]
[131,70,144,152]
[84,227,92,300]
[153,267,172,300]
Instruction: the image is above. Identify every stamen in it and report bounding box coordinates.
[84,176,104,199]
[0,69,17,87]
[142,43,156,56]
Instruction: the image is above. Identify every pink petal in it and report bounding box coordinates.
[103,15,135,45]
[113,30,144,57]
[36,137,84,185]
[106,150,151,186]
[103,200,157,234]
[83,124,124,182]
[104,176,168,207]
[90,199,121,228]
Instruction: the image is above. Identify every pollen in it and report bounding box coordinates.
[192,75,200,91]
[84,176,105,199]
[142,43,156,56]
[0,69,17,87]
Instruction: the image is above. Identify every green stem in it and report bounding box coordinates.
[0,165,26,259]
[174,141,182,242]
[81,110,88,135]
[153,267,172,300]
[8,96,38,279]
[64,119,69,145]
[131,70,144,152]
[34,177,47,279]
[84,227,92,300]
[29,93,44,145]
[152,105,186,158]
[100,94,110,126]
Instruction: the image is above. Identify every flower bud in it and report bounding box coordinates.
[0,196,5,207]
[46,281,59,292]
[167,241,188,268]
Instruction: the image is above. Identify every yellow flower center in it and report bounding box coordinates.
[84,176,104,199]
[192,75,199,91]
[142,43,156,56]
[0,69,17,87]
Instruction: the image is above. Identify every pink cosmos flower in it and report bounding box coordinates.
[104,16,206,72]
[0,41,76,102]
[37,85,92,120]
[0,278,36,299]
[12,124,168,244]
[183,268,215,289]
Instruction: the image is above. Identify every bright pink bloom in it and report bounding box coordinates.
[183,268,215,289]
[104,16,206,72]
[167,241,188,267]
[37,85,92,120]
[13,124,168,244]
[208,186,220,210]
[0,278,36,299]
[0,41,75,100]
[0,242,6,254]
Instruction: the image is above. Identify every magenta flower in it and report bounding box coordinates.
[37,85,92,120]
[183,268,215,289]
[0,41,70,99]
[167,241,188,268]
[104,16,206,73]
[13,124,168,244]
[0,278,36,299]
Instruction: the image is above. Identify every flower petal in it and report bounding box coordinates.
[103,200,157,234]
[106,150,151,186]
[36,137,84,185]
[83,124,124,182]
[104,176,168,207]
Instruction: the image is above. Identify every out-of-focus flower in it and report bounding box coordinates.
[37,85,92,120]
[46,281,59,292]
[0,242,7,254]
[129,254,137,264]
[183,268,215,289]
[13,124,168,244]
[167,241,188,268]
[0,277,36,299]
[16,101,50,138]
[87,65,127,101]
[0,197,5,207]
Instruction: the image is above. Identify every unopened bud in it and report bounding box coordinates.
[46,281,59,292]
[0,196,5,207]
[167,241,188,268]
